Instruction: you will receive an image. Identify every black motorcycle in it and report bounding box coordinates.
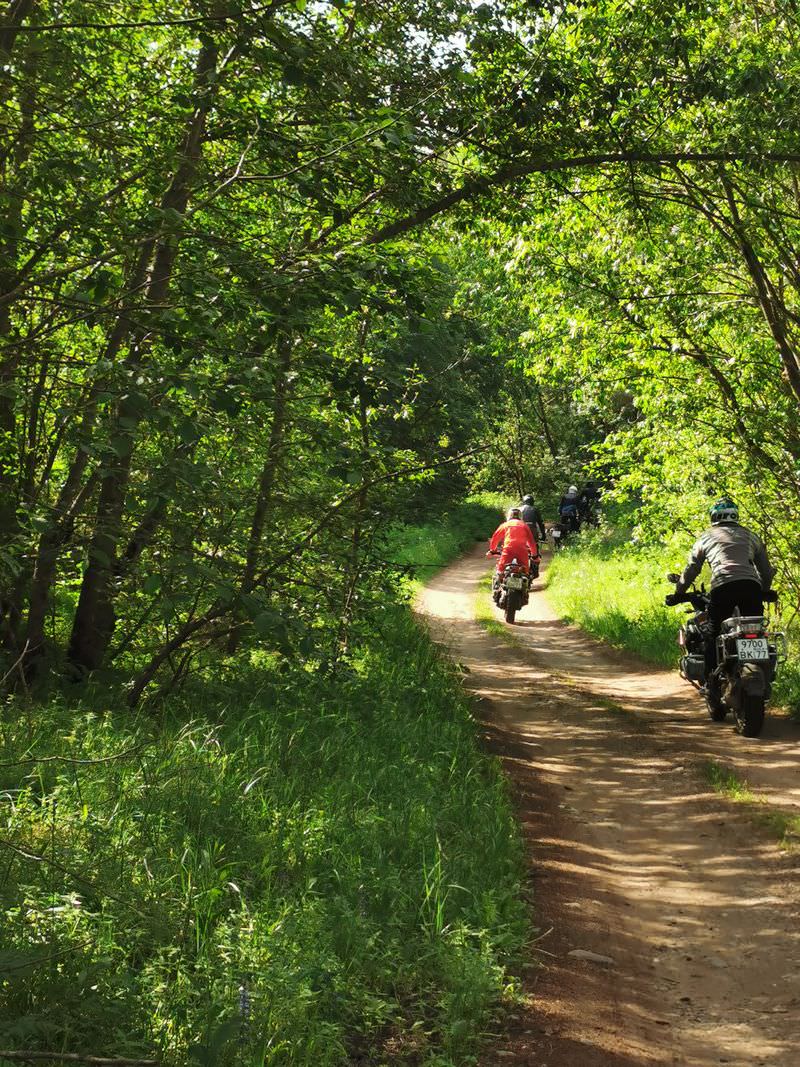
[665,573,784,737]
[550,514,577,549]
[579,499,601,528]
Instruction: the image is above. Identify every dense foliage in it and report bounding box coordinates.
[4,0,800,1061]
[3,0,800,694]
[0,0,510,697]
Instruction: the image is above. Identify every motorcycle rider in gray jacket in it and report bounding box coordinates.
[666,498,775,681]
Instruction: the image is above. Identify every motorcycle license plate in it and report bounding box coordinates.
[736,637,769,660]
[507,576,525,590]
[552,529,561,538]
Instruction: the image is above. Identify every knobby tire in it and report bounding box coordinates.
[736,691,765,738]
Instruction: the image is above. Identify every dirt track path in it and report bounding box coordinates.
[416,547,800,1066]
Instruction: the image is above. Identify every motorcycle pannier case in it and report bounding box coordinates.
[680,654,705,684]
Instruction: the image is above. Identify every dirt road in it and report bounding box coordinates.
[416,547,800,1066]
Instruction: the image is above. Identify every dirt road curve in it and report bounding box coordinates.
[416,546,800,1067]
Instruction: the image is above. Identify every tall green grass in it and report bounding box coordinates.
[387,493,506,594]
[546,527,800,713]
[1,536,526,1065]
[545,529,680,667]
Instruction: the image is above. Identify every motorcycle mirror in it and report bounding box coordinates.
[666,572,680,584]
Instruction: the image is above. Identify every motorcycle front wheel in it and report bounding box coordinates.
[734,692,765,738]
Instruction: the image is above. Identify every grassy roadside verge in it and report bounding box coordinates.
[703,761,800,848]
[0,499,526,1066]
[545,529,679,668]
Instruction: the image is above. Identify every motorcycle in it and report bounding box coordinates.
[549,521,568,549]
[490,551,534,624]
[550,514,579,549]
[579,500,601,528]
[665,573,784,737]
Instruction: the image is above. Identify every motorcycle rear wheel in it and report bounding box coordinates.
[505,591,520,624]
[735,692,765,738]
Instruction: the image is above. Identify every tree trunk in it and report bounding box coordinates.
[22,240,157,667]
[67,40,219,673]
[533,380,559,459]
[226,333,294,652]
[0,1,38,636]
[334,318,371,661]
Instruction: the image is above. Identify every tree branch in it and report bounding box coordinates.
[0,1053,158,1066]
[365,152,800,245]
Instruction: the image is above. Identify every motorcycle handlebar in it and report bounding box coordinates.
[668,587,777,606]
[665,590,708,609]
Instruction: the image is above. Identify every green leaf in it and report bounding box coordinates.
[253,608,285,637]
[143,573,162,595]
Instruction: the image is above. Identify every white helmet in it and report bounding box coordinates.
[568,485,578,494]
[507,506,522,519]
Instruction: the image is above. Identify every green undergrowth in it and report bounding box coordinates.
[0,579,527,1063]
[703,761,800,848]
[387,493,506,595]
[545,528,680,668]
[545,527,800,714]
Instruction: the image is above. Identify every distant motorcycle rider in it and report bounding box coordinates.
[666,499,775,682]
[579,480,600,525]
[487,507,539,584]
[520,494,546,542]
[558,485,581,531]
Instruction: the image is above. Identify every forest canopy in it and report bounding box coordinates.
[2,0,800,699]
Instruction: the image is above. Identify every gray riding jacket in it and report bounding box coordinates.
[678,523,774,593]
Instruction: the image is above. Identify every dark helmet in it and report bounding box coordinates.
[522,494,534,505]
[710,498,739,525]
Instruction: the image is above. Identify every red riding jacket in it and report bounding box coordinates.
[489,519,538,556]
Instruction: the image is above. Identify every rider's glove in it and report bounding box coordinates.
[664,593,680,607]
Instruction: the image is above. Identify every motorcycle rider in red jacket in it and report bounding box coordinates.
[487,507,540,576]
